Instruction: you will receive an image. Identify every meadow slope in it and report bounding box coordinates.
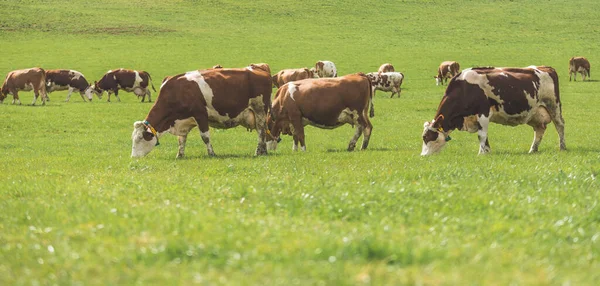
[1,0,599,284]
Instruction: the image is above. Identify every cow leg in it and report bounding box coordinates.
[254,111,268,156]
[11,90,21,105]
[113,89,121,102]
[348,124,364,151]
[106,91,112,102]
[549,108,567,151]
[31,90,40,106]
[477,115,491,154]
[195,113,215,157]
[528,124,546,153]
[292,135,299,151]
[360,115,373,150]
[177,134,188,159]
[146,89,152,103]
[290,118,306,151]
[65,87,75,102]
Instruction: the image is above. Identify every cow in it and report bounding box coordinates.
[266,73,373,152]
[131,64,272,158]
[0,67,48,105]
[434,61,460,86]
[366,72,404,98]
[314,60,337,78]
[45,69,94,102]
[421,66,566,156]
[569,57,590,81]
[378,63,395,73]
[91,68,156,102]
[271,68,316,88]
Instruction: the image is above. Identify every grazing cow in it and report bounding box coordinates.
[434,61,460,86]
[271,68,315,88]
[266,73,373,152]
[366,72,404,98]
[131,64,272,158]
[91,68,156,102]
[314,60,337,78]
[569,57,590,81]
[45,69,94,102]
[378,63,395,73]
[0,67,48,105]
[421,66,566,156]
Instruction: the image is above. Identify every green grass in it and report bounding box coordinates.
[1,0,600,284]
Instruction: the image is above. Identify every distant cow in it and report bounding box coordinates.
[266,73,373,152]
[313,60,337,78]
[421,66,566,156]
[271,68,315,88]
[0,67,48,105]
[131,64,272,158]
[45,69,94,102]
[91,68,156,102]
[434,61,460,86]
[378,63,395,73]
[569,57,590,81]
[366,72,404,98]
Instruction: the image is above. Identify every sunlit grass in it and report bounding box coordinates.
[1,0,599,284]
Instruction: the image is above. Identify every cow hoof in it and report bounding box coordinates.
[176,153,184,159]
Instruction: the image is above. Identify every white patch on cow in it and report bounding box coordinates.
[70,70,83,80]
[337,108,359,126]
[200,130,215,155]
[476,115,491,154]
[107,70,113,73]
[300,145,306,152]
[316,61,337,78]
[167,117,198,136]
[499,72,508,77]
[246,66,253,71]
[131,121,158,157]
[435,77,441,86]
[288,83,298,101]
[420,120,447,156]
[267,140,278,151]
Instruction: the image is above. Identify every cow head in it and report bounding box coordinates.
[131,121,159,157]
[434,75,442,86]
[0,82,8,103]
[83,86,94,101]
[212,64,223,69]
[309,67,319,78]
[421,117,450,156]
[90,81,104,100]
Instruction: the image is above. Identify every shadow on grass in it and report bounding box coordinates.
[325,147,393,153]
[166,152,284,160]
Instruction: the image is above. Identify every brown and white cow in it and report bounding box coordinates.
[0,67,48,105]
[45,69,94,102]
[313,60,337,78]
[378,63,395,73]
[421,66,566,156]
[91,68,156,102]
[434,61,460,86]
[271,68,316,88]
[569,57,590,81]
[131,64,272,158]
[266,73,373,152]
[366,72,404,98]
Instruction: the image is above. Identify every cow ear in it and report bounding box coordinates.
[134,121,145,130]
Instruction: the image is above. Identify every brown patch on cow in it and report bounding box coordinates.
[45,69,90,93]
[378,63,395,73]
[569,56,591,81]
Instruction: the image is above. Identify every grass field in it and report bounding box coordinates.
[1,0,600,284]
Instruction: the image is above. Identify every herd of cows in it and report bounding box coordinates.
[0,57,592,157]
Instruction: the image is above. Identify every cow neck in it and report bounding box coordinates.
[144,105,175,135]
[433,93,462,133]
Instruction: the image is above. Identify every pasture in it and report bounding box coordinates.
[1,0,599,284]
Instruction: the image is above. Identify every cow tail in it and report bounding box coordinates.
[147,73,156,92]
[366,75,375,118]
